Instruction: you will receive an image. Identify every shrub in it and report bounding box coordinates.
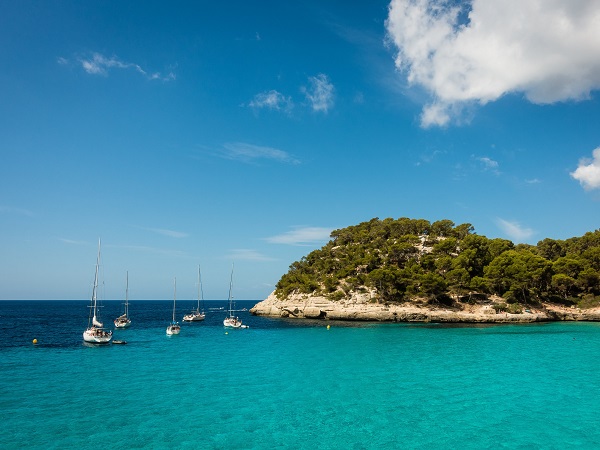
[329,291,345,302]
[493,303,508,313]
[507,303,523,314]
[578,294,600,309]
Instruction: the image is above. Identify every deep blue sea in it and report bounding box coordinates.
[1,300,600,449]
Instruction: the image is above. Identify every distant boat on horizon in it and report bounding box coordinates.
[83,240,113,344]
[114,271,131,329]
[166,277,181,335]
[183,265,205,322]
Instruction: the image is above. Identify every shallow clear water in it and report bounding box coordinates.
[1,300,600,449]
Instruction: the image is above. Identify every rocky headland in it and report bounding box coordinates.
[250,291,600,323]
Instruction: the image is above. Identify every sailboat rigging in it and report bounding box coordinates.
[166,277,181,335]
[114,271,131,328]
[83,239,113,344]
[223,263,248,329]
[183,265,206,322]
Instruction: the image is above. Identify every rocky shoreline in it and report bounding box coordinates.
[250,292,600,323]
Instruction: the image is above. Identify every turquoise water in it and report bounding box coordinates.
[2,301,600,449]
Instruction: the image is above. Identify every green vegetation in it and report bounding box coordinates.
[275,217,600,308]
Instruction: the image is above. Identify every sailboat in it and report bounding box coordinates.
[114,271,131,328]
[83,239,113,344]
[166,277,181,335]
[223,263,248,329]
[183,265,206,322]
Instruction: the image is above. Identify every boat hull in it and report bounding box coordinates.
[223,317,247,328]
[83,327,113,344]
[114,318,131,328]
[166,325,181,335]
[183,313,205,322]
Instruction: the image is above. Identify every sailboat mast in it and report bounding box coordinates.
[125,270,129,318]
[92,239,101,317]
[228,263,234,316]
[197,264,204,312]
[173,277,177,322]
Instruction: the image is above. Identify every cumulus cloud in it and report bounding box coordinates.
[70,52,175,81]
[496,218,534,242]
[571,147,600,190]
[248,90,293,112]
[221,142,300,165]
[385,0,600,127]
[301,74,335,112]
[265,226,333,245]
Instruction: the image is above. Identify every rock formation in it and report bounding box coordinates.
[250,291,600,323]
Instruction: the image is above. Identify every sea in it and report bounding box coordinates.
[1,300,600,449]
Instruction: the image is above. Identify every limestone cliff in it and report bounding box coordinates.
[250,291,600,323]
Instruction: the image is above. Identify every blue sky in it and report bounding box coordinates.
[1,0,599,300]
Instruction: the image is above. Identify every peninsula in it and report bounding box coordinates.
[251,217,600,323]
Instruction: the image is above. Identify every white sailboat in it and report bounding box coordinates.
[166,277,181,335]
[114,271,131,328]
[183,265,206,322]
[223,263,248,329]
[83,240,113,344]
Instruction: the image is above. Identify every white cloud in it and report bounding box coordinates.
[248,90,293,112]
[571,147,600,190]
[301,74,335,112]
[421,102,452,128]
[248,75,334,115]
[80,53,141,75]
[228,249,275,262]
[74,52,175,81]
[221,142,300,165]
[475,156,500,174]
[265,226,333,245]
[386,0,600,127]
[496,218,535,242]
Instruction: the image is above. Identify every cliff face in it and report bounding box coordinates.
[250,291,600,323]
